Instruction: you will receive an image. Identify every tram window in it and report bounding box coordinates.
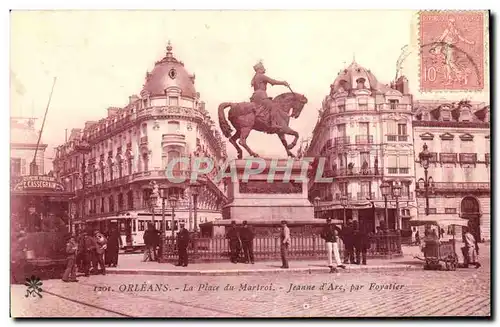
[132,219,136,232]
[138,220,145,231]
[119,222,126,233]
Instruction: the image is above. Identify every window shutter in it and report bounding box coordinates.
[388,155,398,167]
[398,156,409,168]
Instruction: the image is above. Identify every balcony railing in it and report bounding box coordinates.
[459,153,477,164]
[440,153,457,163]
[386,167,410,174]
[331,166,381,177]
[335,136,350,145]
[355,135,374,144]
[335,193,352,200]
[377,103,411,111]
[387,134,409,142]
[357,192,376,200]
[416,182,490,191]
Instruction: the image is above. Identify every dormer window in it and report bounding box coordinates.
[356,78,366,89]
[389,99,399,110]
[441,110,451,121]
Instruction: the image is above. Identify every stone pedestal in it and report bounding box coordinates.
[222,159,315,223]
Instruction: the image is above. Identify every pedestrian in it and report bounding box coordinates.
[106,225,122,267]
[440,227,445,239]
[411,227,417,245]
[321,218,346,273]
[81,230,95,277]
[226,221,241,263]
[176,223,190,267]
[415,230,420,246]
[62,234,78,282]
[280,220,291,269]
[143,224,156,262]
[240,220,255,264]
[92,230,107,275]
[352,220,368,265]
[340,219,355,264]
[462,227,481,269]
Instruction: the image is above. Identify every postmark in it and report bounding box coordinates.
[419,11,485,91]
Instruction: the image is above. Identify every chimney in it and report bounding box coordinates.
[395,76,409,94]
[107,107,119,117]
[84,121,97,129]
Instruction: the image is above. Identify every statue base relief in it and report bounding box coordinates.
[221,158,315,223]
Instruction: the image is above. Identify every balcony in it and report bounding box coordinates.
[459,153,477,164]
[162,133,186,147]
[417,182,490,193]
[377,103,411,111]
[357,192,375,200]
[387,167,410,175]
[335,136,350,145]
[335,193,352,200]
[440,153,457,163]
[333,166,381,177]
[387,134,409,142]
[140,136,148,145]
[355,135,373,144]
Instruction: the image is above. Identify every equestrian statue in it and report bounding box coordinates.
[218,61,308,159]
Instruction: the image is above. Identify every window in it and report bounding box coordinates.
[138,220,146,232]
[402,183,410,198]
[399,156,409,174]
[356,78,366,89]
[428,208,437,214]
[338,153,347,168]
[101,198,105,213]
[338,182,348,196]
[128,157,133,175]
[168,121,180,133]
[444,167,454,183]
[118,193,124,210]
[445,208,457,214]
[167,150,180,169]
[143,189,152,208]
[387,155,398,169]
[127,191,134,210]
[401,209,410,217]
[441,110,451,121]
[397,124,407,135]
[11,158,21,176]
[442,140,453,153]
[359,122,369,136]
[389,99,399,110]
[360,151,370,168]
[358,97,368,110]
[169,96,179,106]
[109,196,115,212]
[360,181,371,199]
[337,124,346,136]
[143,153,149,172]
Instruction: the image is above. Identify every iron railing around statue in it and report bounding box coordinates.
[158,232,402,263]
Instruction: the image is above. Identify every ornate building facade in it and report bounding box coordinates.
[305,61,417,232]
[412,100,490,241]
[52,43,228,245]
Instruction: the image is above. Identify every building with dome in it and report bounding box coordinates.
[305,61,417,232]
[52,42,228,247]
[412,99,490,241]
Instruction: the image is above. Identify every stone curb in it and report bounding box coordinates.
[106,265,422,276]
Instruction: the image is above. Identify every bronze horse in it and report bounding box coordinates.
[218,92,308,159]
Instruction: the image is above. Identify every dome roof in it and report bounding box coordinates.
[141,42,197,99]
[331,61,383,94]
[11,119,40,144]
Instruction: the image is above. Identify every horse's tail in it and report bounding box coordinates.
[218,102,233,138]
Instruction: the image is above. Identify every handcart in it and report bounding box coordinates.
[410,220,468,271]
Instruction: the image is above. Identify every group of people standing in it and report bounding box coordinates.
[226,220,256,265]
[62,226,122,282]
[321,218,370,273]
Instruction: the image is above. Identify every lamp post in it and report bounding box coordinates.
[150,192,158,225]
[418,143,433,215]
[168,195,179,238]
[158,187,168,262]
[340,195,348,225]
[314,196,321,219]
[392,182,402,230]
[380,181,391,229]
[190,183,201,233]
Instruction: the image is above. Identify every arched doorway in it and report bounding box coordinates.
[461,196,481,242]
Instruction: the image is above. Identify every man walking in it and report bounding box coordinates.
[462,227,481,269]
[62,234,78,282]
[240,221,255,264]
[106,225,122,267]
[352,220,368,265]
[321,218,346,273]
[176,223,190,267]
[143,224,156,262]
[280,220,291,269]
[226,221,241,263]
[93,229,107,275]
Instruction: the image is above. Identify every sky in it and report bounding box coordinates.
[10,10,490,167]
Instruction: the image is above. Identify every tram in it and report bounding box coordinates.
[74,214,187,252]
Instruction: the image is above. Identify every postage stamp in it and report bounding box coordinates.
[419,11,485,91]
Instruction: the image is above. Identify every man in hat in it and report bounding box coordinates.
[240,220,255,264]
[93,229,107,275]
[226,221,241,263]
[352,220,368,265]
[462,226,481,269]
[250,61,289,131]
[321,218,346,273]
[176,223,190,267]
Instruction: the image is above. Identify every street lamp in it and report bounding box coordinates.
[418,143,433,215]
[168,195,179,238]
[380,181,391,229]
[392,182,402,230]
[314,196,321,219]
[190,182,201,233]
[340,195,348,225]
